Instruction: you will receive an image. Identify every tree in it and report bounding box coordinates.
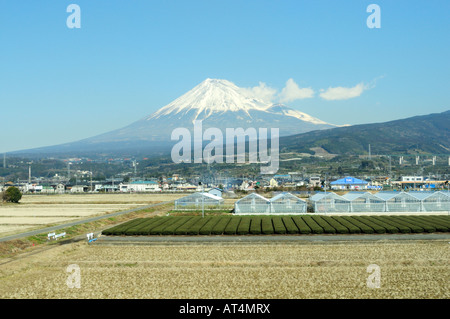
[2,186,22,203]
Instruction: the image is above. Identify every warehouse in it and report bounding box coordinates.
[174,192,224,210]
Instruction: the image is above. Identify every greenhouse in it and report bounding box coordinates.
[234,193,271,214]
[269,192,307,214]
[375,191,422,212]
[410,191,450,212]
[309,192,350,213]
[341,192,386,212]
[174,192,224,210]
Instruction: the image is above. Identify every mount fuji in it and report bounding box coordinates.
[17,79,340,156]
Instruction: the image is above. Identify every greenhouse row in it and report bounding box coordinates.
[174,192,224,210]
[234,192,307,214]
[310,191,450,213]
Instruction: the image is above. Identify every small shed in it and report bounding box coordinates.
[234,193,270,214]
[174,192,224,210]
[270,192,307,214]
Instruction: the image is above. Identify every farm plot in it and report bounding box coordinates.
[102,215,450,236]
[0,193,183,236]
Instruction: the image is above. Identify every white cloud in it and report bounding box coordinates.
[319,82,369,101]
[241,82,277,103]
[278,78,315,103]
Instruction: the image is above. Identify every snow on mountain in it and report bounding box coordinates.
[148,78,269,121]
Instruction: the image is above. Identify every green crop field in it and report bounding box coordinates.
[102,215,450,236]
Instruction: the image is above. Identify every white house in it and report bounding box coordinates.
[120,180,161,192]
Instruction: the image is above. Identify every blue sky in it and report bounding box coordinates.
[0,0,449,153]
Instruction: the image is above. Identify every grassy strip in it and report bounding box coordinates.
[302,216,323,234]
[249,217,262,235]
[341,216,374,234]
[272,217,287,234]
[311,216,336,234]
[352,216,386,234]
[291,216,311,234]
[224,217,241,235]
[261,217,274,235]
[371,216,411,233]
[210,217,232,235]
[236,217,252,235]
[320,216,349,234]
[282,217,300,234]
[330,216,360,234]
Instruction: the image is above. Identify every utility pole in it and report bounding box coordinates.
[368,144,371,160]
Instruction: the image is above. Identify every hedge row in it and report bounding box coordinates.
[102,215,450,236]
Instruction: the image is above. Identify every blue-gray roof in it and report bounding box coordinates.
[330,177,368,185]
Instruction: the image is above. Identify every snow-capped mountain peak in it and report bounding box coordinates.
[148,78,270,121]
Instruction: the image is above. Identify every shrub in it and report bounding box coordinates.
[352,216,386,234]
[330,216,360,234]
[249,217,262,235]
[261,217,274,234]
[272,217,287,234]
[371,216,411,233]
[429,216,450,227]
[406,216,439,232]
[186,217,212,235]
[341,216,374,234]
[423,216,450,231]
[311,216,336,234]
[320,216,349,234]
[392,216,426,233]
[282,216,299,234]
[2,186,22,203]
[161,216,193,235]
[199,217,221,235]
[301,216,323,234]
[362,216,398,233]
[236,217,251,235]
[388,216,423,233]
[210,217,231,235]
[291,216,311,234]
[224,217,241,235]
[174,217,202,235]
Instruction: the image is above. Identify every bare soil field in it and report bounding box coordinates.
[0,193,184,236]
[0,240,448,298]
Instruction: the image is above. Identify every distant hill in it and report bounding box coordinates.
[280,110,450,155]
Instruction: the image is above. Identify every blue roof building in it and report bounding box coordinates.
[330,176,369,190]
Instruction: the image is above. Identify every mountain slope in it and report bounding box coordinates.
[14,79,338,156]
[280,110,450,155]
